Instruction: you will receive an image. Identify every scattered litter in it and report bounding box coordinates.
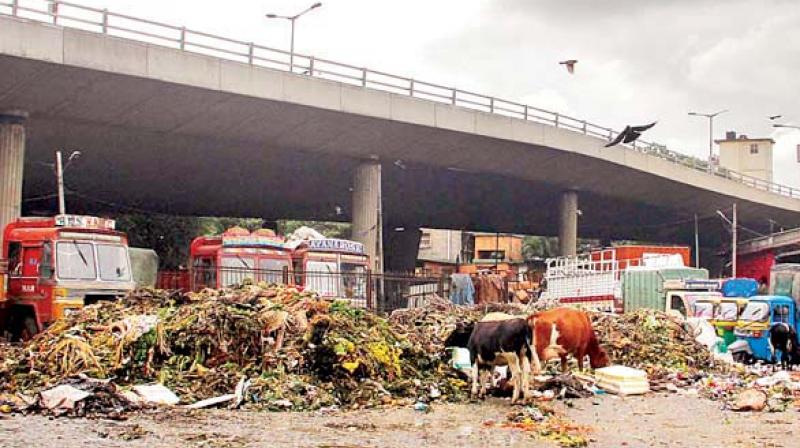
[39,385,91,411]
[131,384,180,406]
[732,388,768,412]
[414,401,430,412]
[484,404,592,447]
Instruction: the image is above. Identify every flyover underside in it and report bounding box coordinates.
[2,53,798,248]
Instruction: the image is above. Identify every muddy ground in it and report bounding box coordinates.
[1,393,797,448]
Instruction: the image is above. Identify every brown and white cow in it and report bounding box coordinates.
[526,308,610,374]
[467,313,532,403]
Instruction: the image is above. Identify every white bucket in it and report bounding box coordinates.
[450,347,472,370]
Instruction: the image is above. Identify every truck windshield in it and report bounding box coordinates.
[341,262,367,299]
[56,241,97,280]
[740,302,769,322]
[715,302,739,320]
[220,255,256,287]
[306,260,338,297]
[258,257,290,284]
[97,244,131,281]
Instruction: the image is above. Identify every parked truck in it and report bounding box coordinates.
[287,233,370,307]
[0,215,135,339]
[622,268,721,316]
[540,245,703,313]
[188,227,295,291]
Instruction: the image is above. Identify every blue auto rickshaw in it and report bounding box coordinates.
[734,295,796,363]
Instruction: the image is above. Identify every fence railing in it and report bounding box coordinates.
[156,266,449,313]
[2,0,799,199]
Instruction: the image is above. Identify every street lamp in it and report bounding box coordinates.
[266,2,322,73]
[55,150,81,214]
[689,109,728,170]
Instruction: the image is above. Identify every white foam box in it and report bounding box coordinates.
[594,365,650,396]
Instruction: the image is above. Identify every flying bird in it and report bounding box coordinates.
[769,115,782,120]
[605,122,657,147]
[559,60,578,74]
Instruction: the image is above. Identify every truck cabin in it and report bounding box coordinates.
[290,238,369,305]
[2,215,134,335]
[189,227,293,291]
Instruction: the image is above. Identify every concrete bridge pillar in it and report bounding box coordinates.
[0,110,27,250]
[558,190,578,257]
[352,159,383,273]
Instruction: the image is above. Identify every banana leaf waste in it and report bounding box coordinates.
[0,285,482,415]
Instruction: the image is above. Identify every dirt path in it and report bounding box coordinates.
[1,394,797,447]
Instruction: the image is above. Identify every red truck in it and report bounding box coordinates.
[288,237,370,305]
[1,215,135,338]
[188,227,295,291]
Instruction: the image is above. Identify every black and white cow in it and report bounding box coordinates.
[467,313,532,404]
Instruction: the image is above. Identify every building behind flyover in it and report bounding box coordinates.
[717,131,775,182]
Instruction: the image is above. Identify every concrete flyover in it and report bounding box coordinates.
[1,7,799,269]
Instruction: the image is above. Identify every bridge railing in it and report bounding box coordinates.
[2,0,799,200]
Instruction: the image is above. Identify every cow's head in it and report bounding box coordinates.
[589,345,611,369]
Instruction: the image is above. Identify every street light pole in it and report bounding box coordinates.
[54,150,81,215]
[266,2,322,73]
[290,18,296,72]
[56,151,65,215]
[689,109,728,170]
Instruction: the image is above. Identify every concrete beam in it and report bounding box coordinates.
[0,110,28,249]
[558,191,578,257]
[352,160,383,273]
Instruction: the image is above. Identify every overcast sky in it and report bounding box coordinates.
[73,0,800,187]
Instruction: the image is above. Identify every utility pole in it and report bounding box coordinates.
[56,150,65,214]
[732,203,737,278]
[716,205,738,278]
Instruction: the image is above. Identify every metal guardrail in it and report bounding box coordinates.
[1,0,799,199]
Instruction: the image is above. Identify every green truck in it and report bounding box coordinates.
[621,267,722,316]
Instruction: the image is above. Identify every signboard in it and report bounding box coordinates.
[222,235,285,249]
[54,214,116,230]
[308,238,365,255]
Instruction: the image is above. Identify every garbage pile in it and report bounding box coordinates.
[0,284,471,415]
[483,404,592,447]
[590,310,719,382]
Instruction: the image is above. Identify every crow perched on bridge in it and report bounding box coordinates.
[605,122,657,147]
